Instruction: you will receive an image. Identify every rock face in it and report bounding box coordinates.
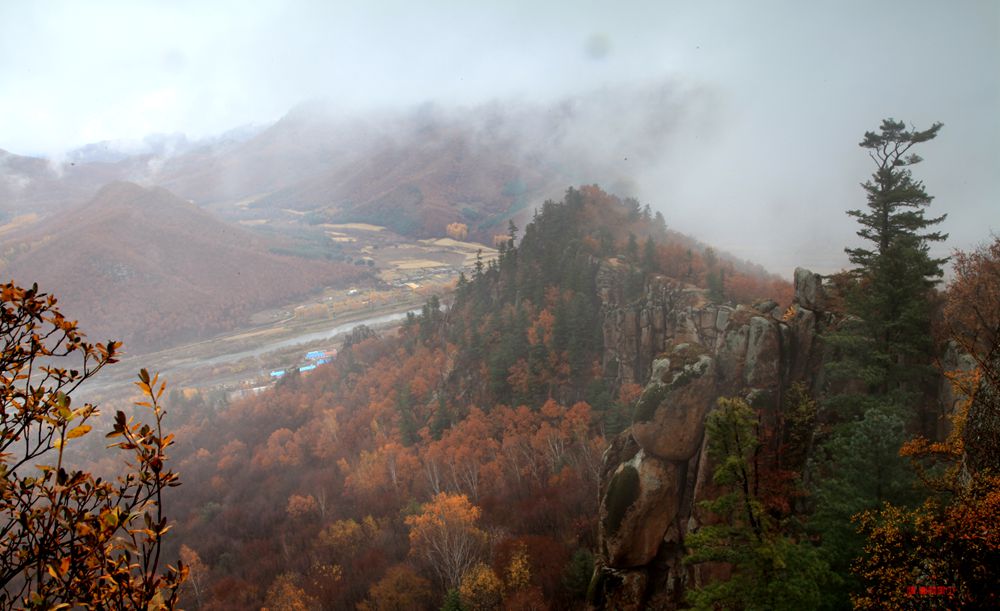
[632,351,715,461]
[601,450,682,568]
[793,267,825,311]
[592,266,831,608]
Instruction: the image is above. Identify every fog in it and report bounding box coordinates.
[1,0,997,275]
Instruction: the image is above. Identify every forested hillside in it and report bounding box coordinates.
[6,173,994,610]
[160,186,792,609]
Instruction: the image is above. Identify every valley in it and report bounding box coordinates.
[77,217,500,405]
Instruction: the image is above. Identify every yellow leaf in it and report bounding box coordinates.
[66,425,91,439]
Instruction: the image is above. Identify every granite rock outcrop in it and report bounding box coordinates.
[591,265,831,608]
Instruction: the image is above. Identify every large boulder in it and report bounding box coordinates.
[745,316,782,387]
[793,267,825,311]
[631,349,715,461]
[600,450,682,568]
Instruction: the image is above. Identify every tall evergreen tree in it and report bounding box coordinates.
[838,119,948,403]
[846,119,946,272]
[625,232,639,263]
[642,236,657,273]
[813,120,947,606]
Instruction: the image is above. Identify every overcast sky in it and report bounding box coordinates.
[1,0,997,274]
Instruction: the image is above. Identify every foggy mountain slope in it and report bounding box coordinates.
[0,181,366,352]
[146,81,705,234]
[255,118,555,238]
[0,148,133,220]
[64,124,266,165]
[4,80,706,240]
[149,105,385,209]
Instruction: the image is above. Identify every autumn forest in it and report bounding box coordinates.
[1,6,999,607]
[5,115,1000,611]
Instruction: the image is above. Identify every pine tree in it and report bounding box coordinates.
[473,250,484,281]
[845,120,946,390]
[846,119,946,273]
[625,233,639,262]
[813,119,948,605]
[835,119,948,407]
[642,236,657,273]
[654,210,667,234]
[395,385,418,446]
[430,396,451,440]
[440,589,465,611]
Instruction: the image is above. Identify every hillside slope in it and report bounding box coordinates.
[0,148,129,220]
[1,181,366,351]
[253,119,550,238]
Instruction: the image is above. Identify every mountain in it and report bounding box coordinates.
[159,186,797,609]
[133,102,560,240]
[0,148,126,220]
[3,81,703,246]
[251,114,553,238]
[151,185,986,610]
[0,181,366,351]
[142,105,386,209]
[64,126,265,165]
[145,87,696,239]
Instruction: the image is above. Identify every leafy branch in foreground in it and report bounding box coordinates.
[0,281,185,609]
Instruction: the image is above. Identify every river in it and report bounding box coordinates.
[196,308,418,368]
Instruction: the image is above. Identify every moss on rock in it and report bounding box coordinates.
[603,465,640,536]
[633,385,668,424]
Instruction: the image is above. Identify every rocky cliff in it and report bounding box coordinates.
[592,265,831,609]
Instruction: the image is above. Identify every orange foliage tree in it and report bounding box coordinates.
[359,564,434,611]
[446,223,469,241]
[944,237,1000,406]
[0,282,185,608]
[405,493,487,590]
[853,370,1000,609]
